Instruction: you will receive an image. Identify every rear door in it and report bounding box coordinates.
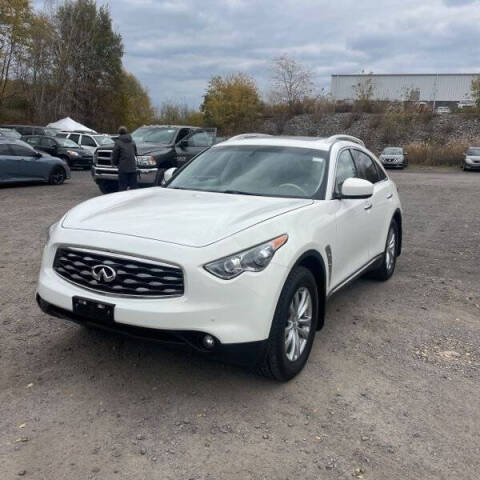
[0,143,14,182]
[79,134,97,152]
[175,128,216,167]
[351,149,393,258]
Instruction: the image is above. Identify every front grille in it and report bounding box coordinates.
[53,248,184,297]
[96,150,112,166]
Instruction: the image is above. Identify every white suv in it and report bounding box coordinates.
[37,134,402,381]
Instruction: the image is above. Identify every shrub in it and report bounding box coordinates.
[405,140,469,167]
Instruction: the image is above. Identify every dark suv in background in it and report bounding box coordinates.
[92,125,216,194]
[23,135,93,169]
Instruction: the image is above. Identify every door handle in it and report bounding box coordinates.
[364,202,373,211]
[386,192,393,199]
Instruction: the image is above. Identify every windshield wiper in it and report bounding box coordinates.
[221,189,258,196]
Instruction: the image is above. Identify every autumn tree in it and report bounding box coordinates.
[471,77,480,109]
[201,73,262,135]
[0,0,33,112]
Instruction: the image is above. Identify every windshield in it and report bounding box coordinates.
[132,127,176,144]
[168,145,328,199]
[383,147,403,155]
[58,138,79,147]
[467,148,480,156]
[92,135,111,145]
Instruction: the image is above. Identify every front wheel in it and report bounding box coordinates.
[48,167,66,185]
[370,220,398,281]
[257,266,318,381]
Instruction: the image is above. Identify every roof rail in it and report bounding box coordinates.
[326,135,365,147]
[226,133,272,141]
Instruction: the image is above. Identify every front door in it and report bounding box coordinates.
[9,143,46,181]
[330,148,371,289]
[175,129,216,167]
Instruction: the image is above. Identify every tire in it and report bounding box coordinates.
[97,180,118,194]
[257,266,318,381]
[48,167,66,185]
[462,163,469,171]
[369,220,399,281]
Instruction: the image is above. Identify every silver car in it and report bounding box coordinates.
[0,138,71,185]
[379,147,408,169]
[463,147,480,171]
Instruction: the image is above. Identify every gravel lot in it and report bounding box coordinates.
[1,169,479,479]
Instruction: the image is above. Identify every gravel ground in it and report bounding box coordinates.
[1,168,479,479]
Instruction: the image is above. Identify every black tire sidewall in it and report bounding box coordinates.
[49,167,65,185]
[268,267,319,380]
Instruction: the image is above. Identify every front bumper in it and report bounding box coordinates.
[37,231,289,346]
[465,158,480,169]
[36,294,267,366]
[381,158,404,167]
[92,166,158,185]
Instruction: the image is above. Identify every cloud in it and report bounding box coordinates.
[73,0,480,106]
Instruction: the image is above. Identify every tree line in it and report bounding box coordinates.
[0,0,154,132]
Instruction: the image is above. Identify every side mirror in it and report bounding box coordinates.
[163,167,177,184]
[340,178,373,199]
[179,139,189,148]
[34,151,42,158]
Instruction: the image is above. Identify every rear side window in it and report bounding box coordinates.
[335,149,357,194]
[25,137,41,146]
[69,133,80,143]
[33,127,44,135]
[352,150,380,183]
[41,137,56,147]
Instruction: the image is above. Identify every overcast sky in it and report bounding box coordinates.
[45,0,480,107]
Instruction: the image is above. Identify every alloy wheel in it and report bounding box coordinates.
[285,287,312,362]
[385,228,396,272]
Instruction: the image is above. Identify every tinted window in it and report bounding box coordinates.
[352,150,380,183]
[81,135,96,147]
[40,137,56,147]
[69,134,80,143]
[10,144,35,156]
[33,127,44,135]
[335,149,357,194]
[0,144,11,155]
[25,137,41,146]
[186,131,215,147]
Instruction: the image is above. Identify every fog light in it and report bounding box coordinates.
[203,335,215,349]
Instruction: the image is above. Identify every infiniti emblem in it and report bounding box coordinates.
[91,264,117,283]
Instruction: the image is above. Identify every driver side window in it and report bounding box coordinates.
[335,149,357,194]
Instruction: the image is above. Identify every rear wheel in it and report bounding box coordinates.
[48,167,66,185]
[97,180,118,194]
[370,220,398,281]
[257,266,318,381]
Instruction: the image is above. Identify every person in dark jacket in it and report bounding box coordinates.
[112,126,138,191]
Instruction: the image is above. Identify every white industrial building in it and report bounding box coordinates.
[331,73,479,106]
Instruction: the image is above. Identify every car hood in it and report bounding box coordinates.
[62,188,313,247]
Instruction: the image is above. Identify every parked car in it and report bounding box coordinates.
[457,100,475,110]
[435,106,451,114]
[37,134,402,381]
[22,135,93,169]
[56,131,113,153]
[379,147,408,168]
[92,125,216,194]
[462,147,480,171]
[0,124,59,136]
[0,138,70,185]
[0,127,22,139]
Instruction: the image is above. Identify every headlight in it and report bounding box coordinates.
[204,234,288,280]
[46,221,59,244]
[66,150,79,156]
[136,155,156,167]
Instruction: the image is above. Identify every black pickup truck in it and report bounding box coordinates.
[92,125,216,194]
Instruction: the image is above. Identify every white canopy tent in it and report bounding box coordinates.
[47,117,96,133]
